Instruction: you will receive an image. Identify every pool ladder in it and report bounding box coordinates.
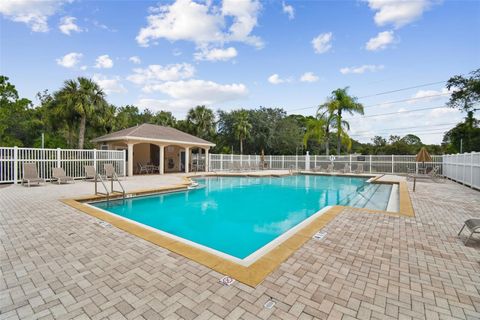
[94,170,125,203]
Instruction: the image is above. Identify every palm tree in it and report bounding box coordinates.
[232,110,252,154]
[328,87,364,154]
[55,77,107,148]
[304,103,345,155]
[186,105,215,139]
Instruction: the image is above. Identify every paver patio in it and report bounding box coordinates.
[1,174,479,319]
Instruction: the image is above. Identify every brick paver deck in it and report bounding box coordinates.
[1,174,479,319]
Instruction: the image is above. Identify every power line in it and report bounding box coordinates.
[357,80,449,99]
[286,92,450,113]
[353,105,446,119]
[349,122,457,135]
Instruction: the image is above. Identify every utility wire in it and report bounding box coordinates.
[349,122,458,135]
[357,80,449,99]
[286,92,450,113]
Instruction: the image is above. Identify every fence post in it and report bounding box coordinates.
[13,146,18,184]
[369,155,372,173]
[470,152,473,188]
[391,155,394,173]
[57,148,61,168]
[415,161,418,174]
[305,151,310,171]
[282,155,285,169]
[93,148,97,171]
[296,154,298,170]
[220,154,223,171]
[349,154,352,169]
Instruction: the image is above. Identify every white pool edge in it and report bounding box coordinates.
[84,201,332,267]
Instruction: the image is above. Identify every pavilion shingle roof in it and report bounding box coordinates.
[91,123,215,146]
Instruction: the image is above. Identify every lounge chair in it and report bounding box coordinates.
[21,163,46,187]
[104,164,116,178]
[340,164,351,173]
[458,219,480,244]
[52,167,74,184]
[312,166,323,172]
[354,164,364,174]
[137,162,150,174]
[84,165,97,181]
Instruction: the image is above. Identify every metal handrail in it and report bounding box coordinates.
[110,171,125,198]
[94,173,110,201]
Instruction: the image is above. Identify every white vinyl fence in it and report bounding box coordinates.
[0,147,126,184]
[443,152,480,189]
[209,153,443,175]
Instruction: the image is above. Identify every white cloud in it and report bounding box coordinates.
[127,63,195,85]
[300,72,319,83]
[408,88,452,104]
[138,79,248,112]
[312,32,332,54]
[95,54,114,69]
[340,64,384,74]
[56,52,83,68]
[92,74,127,94]
[146,79,247,100]
[367,0,435,28]
[59,16,82,35]
[136,0,263,50]
[129,56,141,64]
[0,0,69,32]
[268,74,286,84]
[366,30,395,51]
[282,2,294,20]
[194,47,238,61]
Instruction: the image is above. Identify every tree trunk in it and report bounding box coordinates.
[337,109,342,155]
[78,115,86,149]
[325,130,330,156]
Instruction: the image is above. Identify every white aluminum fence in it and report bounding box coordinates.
[443,152,480,189]
[209,153,443,175]
[0,147,126,184]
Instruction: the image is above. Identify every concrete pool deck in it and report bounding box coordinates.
[1,173,479,319]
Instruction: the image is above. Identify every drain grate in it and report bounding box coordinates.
[264,298,275,309]
[97,221,111,228]
[313,231,327,240]
[219,276,235,286]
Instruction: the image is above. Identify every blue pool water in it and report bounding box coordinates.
[92,175,392,259]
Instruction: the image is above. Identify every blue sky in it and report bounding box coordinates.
[1,0,479,144]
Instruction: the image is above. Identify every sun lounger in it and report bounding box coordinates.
[312,166,324,172]
[21,163,46,187]
[137,162,150,174]
[340,164,351,173]
[326,164,334,173]
[52,167,74,184]
[458,218,480,244]
[84,165,97,180]
[354,164,364,174]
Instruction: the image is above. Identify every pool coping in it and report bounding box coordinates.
[61,174,414,287]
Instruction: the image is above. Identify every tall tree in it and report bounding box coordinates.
[327,88,364,154]
[153,111,176,127]
[232,110,252,154]
[186,105,215,140]
[446,69,480,112]
[54,77,107,148]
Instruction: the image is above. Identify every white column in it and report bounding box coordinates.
[159,145,164,174]
[127,143,134,177]
[205,148,209,172]
[185,147,190,173]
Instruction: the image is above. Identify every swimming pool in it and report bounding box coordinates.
[90,175,393,264]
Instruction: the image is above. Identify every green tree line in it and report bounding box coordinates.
[1,69,479,154]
